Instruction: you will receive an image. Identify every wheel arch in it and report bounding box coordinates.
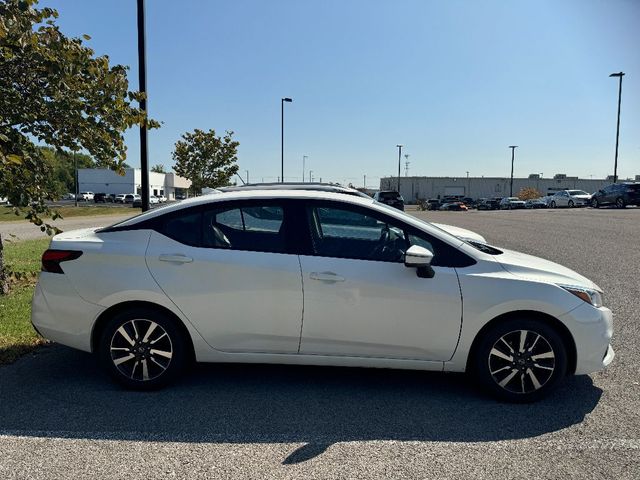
[465,310,577,375]
[91,300,195,361]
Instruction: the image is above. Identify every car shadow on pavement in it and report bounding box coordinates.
[0,345,603,464]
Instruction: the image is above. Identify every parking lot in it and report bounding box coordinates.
[0,207,638,479]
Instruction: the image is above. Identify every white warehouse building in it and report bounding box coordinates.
[78,168,191,200]
[380,174,616,203]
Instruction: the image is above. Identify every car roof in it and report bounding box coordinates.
[220,182,371,198]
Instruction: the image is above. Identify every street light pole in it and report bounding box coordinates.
[302,155,308,183]
[281,97,292,183]
[309,170,313,183]
[396,144,403,192]
[509,145,518,197]
[74,152,78,207]
[609,72,625,183]
[136,0,150,211]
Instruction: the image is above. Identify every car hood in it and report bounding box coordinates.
[432,223,487,243]
[495,248,600,291]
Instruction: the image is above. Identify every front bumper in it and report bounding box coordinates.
[558,302,614,375]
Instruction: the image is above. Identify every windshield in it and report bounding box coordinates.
[568,190,589,196]
[378,191,401,200]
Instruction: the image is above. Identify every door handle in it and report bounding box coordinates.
[309,271,345,282]
[158,254,193,263]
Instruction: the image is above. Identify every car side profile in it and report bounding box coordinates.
[548,190,591,208]
[499,197,526,209]
[32,190,614,402]
[591,183,640,208]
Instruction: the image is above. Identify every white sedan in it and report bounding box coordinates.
[32,190,613,402]
[548,190,592,208]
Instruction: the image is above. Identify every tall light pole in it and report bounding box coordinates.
[609,72,625,183]
[281,97,292,183]
[136,0,150,211]
[74,152,78,207]
[396,144,403,192]
[302,155,308,183]
[309,170,313,182]
[509,145,518,197]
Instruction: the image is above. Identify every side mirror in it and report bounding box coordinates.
[404,245,435,278]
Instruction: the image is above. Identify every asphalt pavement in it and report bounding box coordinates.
[0,207,638,479]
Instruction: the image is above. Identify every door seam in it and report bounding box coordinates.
[296,255,305,353]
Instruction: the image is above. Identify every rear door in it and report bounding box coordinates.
[146,200,303,354]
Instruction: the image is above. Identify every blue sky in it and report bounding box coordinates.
[42,0,639,185]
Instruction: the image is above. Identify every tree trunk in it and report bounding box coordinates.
[0,233,9,295]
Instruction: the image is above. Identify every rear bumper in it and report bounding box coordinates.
[31,273,104,352]
[558,303,614,375]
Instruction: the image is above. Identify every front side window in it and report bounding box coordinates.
[308,205,407,262]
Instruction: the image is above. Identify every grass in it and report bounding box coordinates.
[0,238,51,364]
[1,205,140,222]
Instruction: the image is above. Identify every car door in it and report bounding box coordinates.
[297,200,465,362]
[145,200,303,354]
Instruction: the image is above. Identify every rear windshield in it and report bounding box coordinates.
[568,190,589,195]
[379,191,401,200]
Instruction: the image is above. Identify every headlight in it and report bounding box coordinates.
[559,285,603,308]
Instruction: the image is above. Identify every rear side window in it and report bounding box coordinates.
[162,211,202,247]
[626,184,640,192]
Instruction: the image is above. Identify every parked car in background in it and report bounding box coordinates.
[425,199,441,211]
[124,194,140,204]
[149,196,160,205]
[93,193,110,203]
[476,198,501,210]
[548,190,591,208]
[462,197,476,208]
[62,193,75,200]
[132,197,142,208]
[0,196,8,204]
[79,192,94,201]
[108,194,117,203]
[176,193,187,200]
[500,197,526,210]
[373,190,405,211]
[32,189,614,402]
[157,195,167,203]
[591,183,640,208]
[439,202,468,211]
[114,194,127,204]
[525,198,547,209]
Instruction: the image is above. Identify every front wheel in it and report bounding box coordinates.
[550,201,556,208]
[99,308,189,390]
[472,318,568,402]
[592,198,599,208]
[616,197,625,208]
[568,200,574,208]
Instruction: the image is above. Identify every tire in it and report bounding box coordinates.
[471,317,568,403]
[568,200,574,208]
[616,197,625,209]
[592,198,599,208]
[98,307,189,390]
[550,201,556,208]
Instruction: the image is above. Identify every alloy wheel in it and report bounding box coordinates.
[550,201,556,208]
[488,329,555,394]
[110,319,173,382]
[616,197,625,208]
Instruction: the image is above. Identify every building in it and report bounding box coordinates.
[380,175,618,203]
[78,168,191,200]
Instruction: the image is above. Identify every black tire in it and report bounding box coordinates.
[550,201,556,208]
[568,200,574,208]
[592,198,599,208]
[471,317,568,403]
[98,307,189,390]
[616,197,625,209]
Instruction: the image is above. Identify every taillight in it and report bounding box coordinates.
[41,250,83,274]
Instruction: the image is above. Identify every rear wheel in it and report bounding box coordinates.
[592,198,599,208]
[550,201,556,208]
[616,197,625,208]
[472,318,568,402]
[568,200,574,208]
[99,308,188,390]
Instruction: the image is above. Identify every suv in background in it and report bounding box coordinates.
[93,193,110,203]
[373,190,405,211]
[124,194,140,204]
[476,198,500,210]
[79,191,94,201]
[499,197,526,209]
[591,183,640,208]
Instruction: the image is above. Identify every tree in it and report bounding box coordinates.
[151,164,166,173]
[172,129,239,193]
[0,0,158,292]
[518,187,542,201]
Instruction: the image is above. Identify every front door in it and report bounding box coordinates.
[298,202,463,361]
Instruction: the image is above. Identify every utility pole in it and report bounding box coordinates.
[302,155,308,183]
[246,170,249,184]
[609,72,625,183]
[396,144,403,192]
[509,146,518,197]
[281,97,292,183]
[74,152,78,207]
[363,174,366,189]
[137,0,150,211]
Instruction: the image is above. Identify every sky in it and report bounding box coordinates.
[41,0,639,186]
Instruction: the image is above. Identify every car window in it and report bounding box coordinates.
[162,211,202,247]
[202,203,286,253]
[309,205,406,262]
